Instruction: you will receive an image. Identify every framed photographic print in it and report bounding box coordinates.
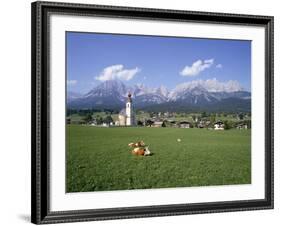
[31,1,274,224]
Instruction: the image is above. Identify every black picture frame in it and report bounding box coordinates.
[31,1,274,224]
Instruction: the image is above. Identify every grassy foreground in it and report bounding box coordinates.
[66,125,251,192]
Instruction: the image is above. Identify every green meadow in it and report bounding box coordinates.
[66,125,251,192]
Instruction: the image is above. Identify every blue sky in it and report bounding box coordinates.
[66,32,251,93]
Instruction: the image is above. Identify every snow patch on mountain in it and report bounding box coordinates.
[171,78,243,94]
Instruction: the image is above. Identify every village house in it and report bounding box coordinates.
[236,123,248,130]
[90,121,97,126]
[164,112,170,117]
[152,121,164,128]
[179,121,191,128]
[101,122,109,127]
[214,121,224,130]
[166,120,178,128]
[198,121,205,128]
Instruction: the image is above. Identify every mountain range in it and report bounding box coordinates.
[67,79,251,112]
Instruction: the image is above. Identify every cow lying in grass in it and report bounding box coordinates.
[128,141,151,156]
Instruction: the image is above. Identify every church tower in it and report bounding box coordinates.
[126,93,133,126]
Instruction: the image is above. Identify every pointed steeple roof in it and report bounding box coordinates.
[127,92,132,103]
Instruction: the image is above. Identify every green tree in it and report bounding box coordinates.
[191,115,196,122]
[96,116,103,125]
[146,119,154,127]
[210,114,216,124]
[201,111,207,118]
[238,113,244,120]
[104,115,113,124]
[137,120,144,126]
[223,120,231,130]
[223,120,235,130]
[84,114,93,123]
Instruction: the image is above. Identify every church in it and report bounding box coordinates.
[116,93,136,126]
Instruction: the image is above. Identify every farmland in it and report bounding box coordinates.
[66,125,251,192]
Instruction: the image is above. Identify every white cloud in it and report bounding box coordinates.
[180,59,214,76]
[67,80,77,85]
[216,64,223,69]
[95,64,140,81]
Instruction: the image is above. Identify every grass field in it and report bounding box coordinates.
[66,125,251,192]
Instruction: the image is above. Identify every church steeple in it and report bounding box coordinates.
[126,92,133,126]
